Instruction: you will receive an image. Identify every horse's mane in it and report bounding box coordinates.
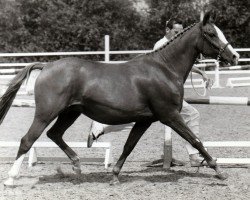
[146,23,197,55]
[129,23,197,61]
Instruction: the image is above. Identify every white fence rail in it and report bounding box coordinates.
[0,35,249,88]
[0,35,249,65]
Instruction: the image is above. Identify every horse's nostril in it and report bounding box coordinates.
[233,55,236,61]
[233,54,239,60]
[234,52,240,60]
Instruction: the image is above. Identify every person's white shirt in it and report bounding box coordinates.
[153,36,168,50]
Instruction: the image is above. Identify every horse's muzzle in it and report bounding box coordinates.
[232,52,240,66]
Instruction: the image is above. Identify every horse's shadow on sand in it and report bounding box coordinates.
[35,167,217,185]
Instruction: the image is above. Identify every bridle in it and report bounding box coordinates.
[191,26,230,97]
[202,31,230,61]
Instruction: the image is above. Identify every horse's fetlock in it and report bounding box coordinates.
[113,166,120,176]
[72,156,80,165]
[207,159,217,168]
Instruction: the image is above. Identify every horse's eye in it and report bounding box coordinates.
[207,31,216,37]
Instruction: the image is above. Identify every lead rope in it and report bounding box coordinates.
[190,71,207,97]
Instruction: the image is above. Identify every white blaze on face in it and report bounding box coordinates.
[213,25,240,59]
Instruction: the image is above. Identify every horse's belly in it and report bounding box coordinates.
[80,103,154,125]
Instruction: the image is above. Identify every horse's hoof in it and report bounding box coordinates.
[216,172,228,180]
[3,177,15,187]
[110,179,120,186]
[56,167,64,175]
[110,176,120,186]
[72,166,81,175]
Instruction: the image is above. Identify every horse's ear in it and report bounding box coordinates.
[210,10,217,22]
[203,10,216,25]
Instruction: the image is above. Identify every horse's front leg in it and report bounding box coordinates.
[111,121,152,185]
[163,111,227,180]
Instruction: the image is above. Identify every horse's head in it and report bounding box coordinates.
[197,11,239,65]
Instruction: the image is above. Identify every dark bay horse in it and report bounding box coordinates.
[0,11,239,186]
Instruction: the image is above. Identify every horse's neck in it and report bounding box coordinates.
[155,27,199,82]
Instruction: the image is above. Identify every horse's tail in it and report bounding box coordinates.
[0,63,44,125]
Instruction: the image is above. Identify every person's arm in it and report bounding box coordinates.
[191,67,213,89]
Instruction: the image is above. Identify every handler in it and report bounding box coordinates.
[88,18,213,167]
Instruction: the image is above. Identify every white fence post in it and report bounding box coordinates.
[105,35,110,62]
[163,126,172,169]
[212,61,221,88]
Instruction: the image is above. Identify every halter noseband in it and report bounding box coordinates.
[202,32,230,61]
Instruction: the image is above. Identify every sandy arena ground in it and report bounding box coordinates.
[0,74,249,200]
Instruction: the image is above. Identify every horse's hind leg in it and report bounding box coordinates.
[4,116,50,186]
[164,111,227,180]
[46,109,81,174]
[111,121,152,185]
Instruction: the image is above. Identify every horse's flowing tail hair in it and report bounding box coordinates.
[0,63,44,125]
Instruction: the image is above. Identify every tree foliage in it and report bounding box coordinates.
[140,0,200,47]
[0,0,145,61]
[209,0,250,48]
[0,0,249,61]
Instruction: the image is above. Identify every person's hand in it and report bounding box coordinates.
[203,75,213,89]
